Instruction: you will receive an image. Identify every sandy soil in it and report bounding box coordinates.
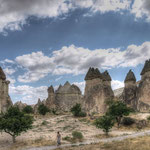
[0,113,150,150]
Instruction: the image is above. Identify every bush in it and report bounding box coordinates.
[72,131,83,140]
[79,111,87,117]
[23,105,33,114]
[38,104,49,115]
[122,117,135,126]
[71,103,87,117]
[147,116,150,121]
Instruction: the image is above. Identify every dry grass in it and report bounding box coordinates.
[55,135,150,150]
[7,138,55,150]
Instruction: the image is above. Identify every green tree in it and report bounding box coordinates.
[0,107,33,143]
[107,101,133,128]
[23,105,33,114]
[38,104,49,115]
[71,103,86,117]
[94,115,114,136]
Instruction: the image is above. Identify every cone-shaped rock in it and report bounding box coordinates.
[0,67,6,80]
[48,85,54,93]
[102,70,112,81]
[141,59,150,75]
[125,70,136,82]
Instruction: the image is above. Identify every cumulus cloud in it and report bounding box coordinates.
[0,0,133,33]
[16,51,54,82]
[111,80,124,90]
[131,0,150,21]
[3,67,16,75]
[15,41,150,83]
[73,81,85,94]
[10,85,48,104]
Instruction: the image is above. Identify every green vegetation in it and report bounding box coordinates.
[71,103,86,117]
[41,120,49,126]
[94,115,114,136]
[147,116,150,121]
[38,104,49,115]
[72,131,83,140]
[107,101,133,128]
[122,117,135,126]
[23,105,33,114]
[0,106,33,143]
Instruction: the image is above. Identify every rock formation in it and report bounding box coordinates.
[46,81,82,112]
[0,67,12,113]
[14,101,27,110]
[122,70,138,110]
[137,59,150,112]
[84,68,114,114]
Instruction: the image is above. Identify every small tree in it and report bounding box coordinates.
[107,101,133,128]
[94,115,114,136]
[71,103,86,117]
[0,106,33,143]
[23,105,33,114]
[38,104,49,115]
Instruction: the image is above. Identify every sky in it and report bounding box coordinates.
[0,0,150,104]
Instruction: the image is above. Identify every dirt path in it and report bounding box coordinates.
[22,130,150,150]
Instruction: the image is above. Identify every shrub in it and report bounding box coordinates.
[23,105,33,114]
[72,131,83,140]
[41,120,49,126]
[122,117,135,126]
[38,104,49,115]
[71,103,86,117]
[147,116,150,121]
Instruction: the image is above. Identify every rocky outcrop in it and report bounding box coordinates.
[0,67,12,113]
[55,81,82,111]
[14,101,27,110]
[137,59,150,112]
[122,70,138,110]
[45,86,55,109]
[84,68,114,114]
[44,82,82,112]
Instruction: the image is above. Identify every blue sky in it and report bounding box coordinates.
[0,0,150,104]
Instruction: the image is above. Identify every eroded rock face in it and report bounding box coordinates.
[55,82,82,111]
[84,68,114,114]
[44,82,83,112]
[137,59,150,112]
[122,70,138,110]
[0,67,13,113]
[14,101,27,110]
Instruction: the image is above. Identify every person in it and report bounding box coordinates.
[57,131,61,146]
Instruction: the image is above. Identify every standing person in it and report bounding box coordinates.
[57,131,61,146]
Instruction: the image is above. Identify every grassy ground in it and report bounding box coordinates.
[55,135,150,150]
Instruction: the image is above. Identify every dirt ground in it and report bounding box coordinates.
[0,113,150,150]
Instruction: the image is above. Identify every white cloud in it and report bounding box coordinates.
[15,41,150,83]
[16,51,54,82]
[73,81,85,94]
[10,85,48,104]
[0,0,133,33]
[4,67,16,75]
[131,0,150,21]
[111,80,124,90]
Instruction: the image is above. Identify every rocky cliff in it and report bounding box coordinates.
[137,59,150,112]
[0,67,13,113]
[46,81,83,112]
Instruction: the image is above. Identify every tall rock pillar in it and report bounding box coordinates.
[122,70,137,110]
[0,67,12,113]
